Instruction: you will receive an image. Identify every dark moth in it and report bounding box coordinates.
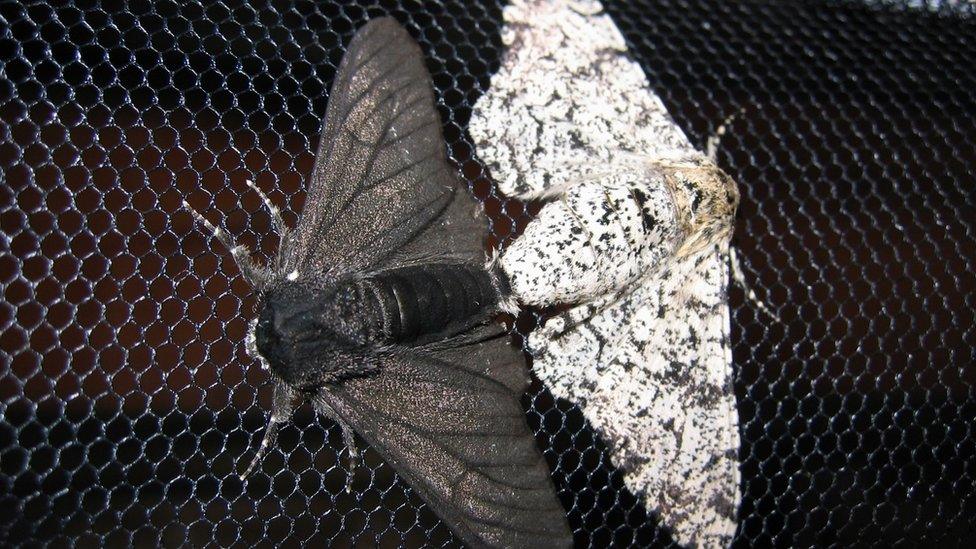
[184,17,572,548]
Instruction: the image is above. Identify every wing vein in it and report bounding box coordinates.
[333,197,449,272]
[310,76,421,241]
[318,44,418,167]
[301,83,432,268]
[323,93,440,217]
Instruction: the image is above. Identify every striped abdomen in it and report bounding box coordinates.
[351,263,507,345]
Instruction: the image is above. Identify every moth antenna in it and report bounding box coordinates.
[245,179,288,238]
[244,180,295,272]
[706,108,745,162]
[611,148,700,169]
[182,200,267,287]
[729,246,780,322]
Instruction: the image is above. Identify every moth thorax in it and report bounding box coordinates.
[362,263,505,344]
[665,164,740,257]
[253,281,381,385]
[324,282,384,345]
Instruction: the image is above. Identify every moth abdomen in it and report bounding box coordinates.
[365,263,507,344]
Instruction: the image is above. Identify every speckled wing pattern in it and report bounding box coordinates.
[469,1,740,547]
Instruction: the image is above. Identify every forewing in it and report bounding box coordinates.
[382,176,487,267]
[468,0,694,199]
[317,336,573,548]
[286,17,462,277]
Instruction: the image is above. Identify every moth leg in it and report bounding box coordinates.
[240,419,281,480]
[182,200,267,287]
[241,381,297,479]
[313,397,359,492]
[729,245,780,322]
[340,421,358,493]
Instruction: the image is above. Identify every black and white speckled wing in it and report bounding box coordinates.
[470,1,741,547]
[317,334,574,548]
[500,172,740,548]
[527,244,740,547]
[500,172,680,306]
[468,0,692,200]
[283,17,474,279]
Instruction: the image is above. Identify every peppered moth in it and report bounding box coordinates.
[184,17,572,547]
[469,1,741,547]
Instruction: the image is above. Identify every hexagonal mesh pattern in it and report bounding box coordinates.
[2,0,975,546]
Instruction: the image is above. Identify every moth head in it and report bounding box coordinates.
[252,281,373,388]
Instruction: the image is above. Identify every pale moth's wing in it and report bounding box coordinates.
[501,175,740,548]
[528,245,740,548]
[284,17,480,278]
[470,1,742,548]
[468,0,692,201]
[318,335,574,548]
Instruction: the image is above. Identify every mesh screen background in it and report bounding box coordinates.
[2,0,975,546]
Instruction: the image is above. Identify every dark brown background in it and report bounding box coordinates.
[1,0,974,546]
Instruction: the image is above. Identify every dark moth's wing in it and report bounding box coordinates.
[317,335,574,548]
[287,16,569,546]
[285,17,482,277]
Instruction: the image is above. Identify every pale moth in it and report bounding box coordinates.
[470,0,742,547]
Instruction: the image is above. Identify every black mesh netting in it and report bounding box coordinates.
[2,0,975,547]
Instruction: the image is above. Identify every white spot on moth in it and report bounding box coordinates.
[286,270,299,281]
[470,1,741,547]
